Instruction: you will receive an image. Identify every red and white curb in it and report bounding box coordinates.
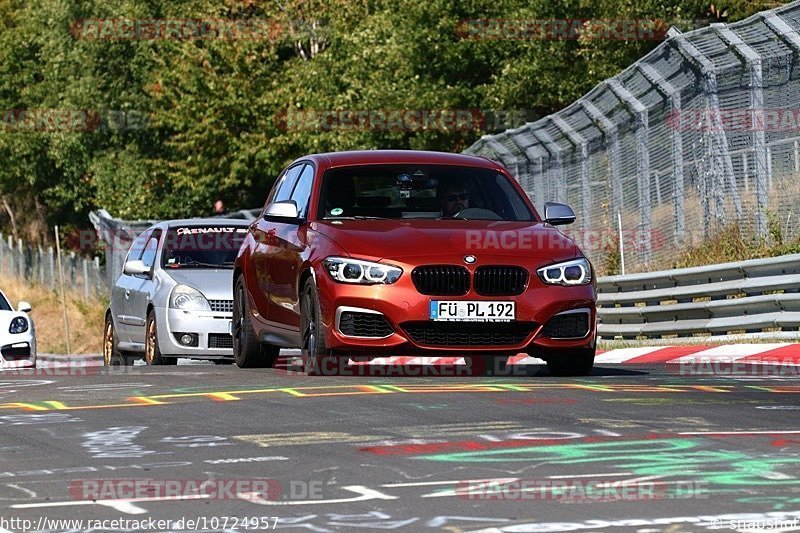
[592,343,800,365]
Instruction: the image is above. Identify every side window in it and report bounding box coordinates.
[289,164,314,218]
[125,230,151,263]
[274,165,305,203]
[263,164,306,215]
[140,230,161,270]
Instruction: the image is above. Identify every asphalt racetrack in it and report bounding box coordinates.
[1,352,799,532]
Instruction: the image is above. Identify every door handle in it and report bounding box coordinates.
[125,289,131,299]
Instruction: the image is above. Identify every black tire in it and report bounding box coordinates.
[300,278,342,376]
[145,311,177,366]
[103,314,125,366]
[232,275,279,368]
[544,348,595,377]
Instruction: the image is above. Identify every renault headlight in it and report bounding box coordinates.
[537,258,592,286]
[9,316,28,334]
[169,284,212,311]
[322,257,402,285]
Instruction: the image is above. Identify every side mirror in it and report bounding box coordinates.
[123,260,150,276]
[17,301,31,313]
[543,202,576,226]
[264,200,300,219]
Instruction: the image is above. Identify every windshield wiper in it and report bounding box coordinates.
[174,262,233,269]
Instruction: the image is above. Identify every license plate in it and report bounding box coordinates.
[430,300,515,322]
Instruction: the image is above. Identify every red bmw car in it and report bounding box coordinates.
[233,150,596,375]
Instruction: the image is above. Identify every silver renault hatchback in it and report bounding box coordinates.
[103,218,249,365]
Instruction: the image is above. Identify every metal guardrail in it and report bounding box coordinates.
[596,254,800,341]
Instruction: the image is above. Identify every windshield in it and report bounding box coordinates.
[317,165,535,221]
[161,226,248,269]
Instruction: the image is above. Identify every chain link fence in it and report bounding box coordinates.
[465,0,800,273]
[0,233,106,299]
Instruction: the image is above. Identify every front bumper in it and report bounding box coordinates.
[315,261,596,356]
[156,307,234,358]
[0,332,36,369]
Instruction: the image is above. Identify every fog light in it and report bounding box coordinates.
[180,334,194,345]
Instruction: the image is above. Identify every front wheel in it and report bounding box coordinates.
[145,311,177,366]
[300,278,343,376]
[543,348,595,377]
[232,275,279,368]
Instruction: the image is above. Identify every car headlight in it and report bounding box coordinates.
[9,317,28,334]
[537,258,592,286]
[169,284,212,311]
[322,257,403,285]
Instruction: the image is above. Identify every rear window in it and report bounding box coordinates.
[316,165,534,221]
[161,226,248,269]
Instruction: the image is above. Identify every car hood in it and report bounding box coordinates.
[314,220,579,262]
[165,269,234,301]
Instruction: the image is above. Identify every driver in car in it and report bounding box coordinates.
[438,181,470,217]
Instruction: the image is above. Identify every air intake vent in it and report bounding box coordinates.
[411,266,470,295]
[209,300,233,313]
[339,311,394,338]
[542,311,590,339]
[474,266,528,296]
[208,333,234,348]
[401,321,535,347]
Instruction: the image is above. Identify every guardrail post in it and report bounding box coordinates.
[608,79,652,264]
[581,99,622,232]
[638,63,685,247]
[767,146,773,190]
[551,116,591,245]
[742,153,749,191]
[485,136,521,181]
[531,128,565,204]
[713,23,768,240]
[507,133,549,211]
[671,34,744,229]
[795,140,800,174]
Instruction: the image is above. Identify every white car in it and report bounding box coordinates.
[0,290,35,370]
